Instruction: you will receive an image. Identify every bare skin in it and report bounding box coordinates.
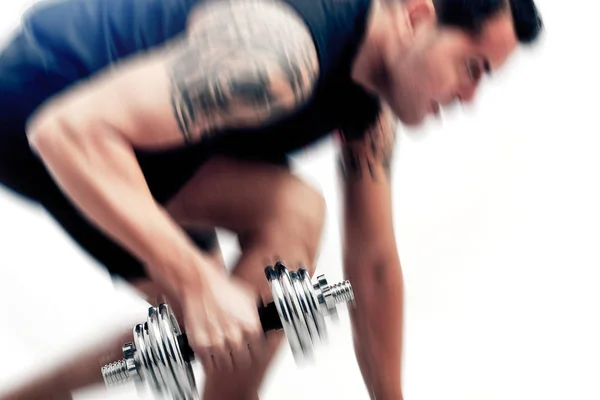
[25,0,320,380]
[12,0,529,398]
[336,104,405,398]
[0,157,325,400]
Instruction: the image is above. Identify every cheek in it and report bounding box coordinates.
[427,36,469,98]
[404,53,437,102]
[424,54,456,97]
[406,43,443,100]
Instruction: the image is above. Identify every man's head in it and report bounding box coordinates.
[371,0,543,125]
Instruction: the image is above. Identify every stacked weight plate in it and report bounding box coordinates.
[102,303,198,400]
[265,263,329,361]
[101,262,354,399]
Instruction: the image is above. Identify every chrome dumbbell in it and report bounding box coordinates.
[101,262,354,399]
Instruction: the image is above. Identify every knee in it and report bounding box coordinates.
[275,179,326,237]
[249,179,326,271]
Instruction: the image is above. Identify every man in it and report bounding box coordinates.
[0,0,543,398]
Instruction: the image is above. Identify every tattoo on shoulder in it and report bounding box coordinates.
[338,107,397,182]
[167,0,319,143]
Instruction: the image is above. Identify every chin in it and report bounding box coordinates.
[388,99,428,127]
[397,111,426,127]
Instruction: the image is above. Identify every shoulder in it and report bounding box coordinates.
[183,0,321,82]
[185,0,373,79]
[244,0,374,74]
[171,0,321,131]
[186,0,312,33]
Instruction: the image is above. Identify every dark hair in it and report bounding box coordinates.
[434,0,543,44]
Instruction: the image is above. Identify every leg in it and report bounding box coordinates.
[0,280,174,400]
[203,231,323,400]
[0,232,225,400]
[0,156,324,400]
[166,156,326,400]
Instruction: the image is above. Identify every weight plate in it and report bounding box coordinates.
[299,269,327,343]
[276,264,313,360]
[290,271,320,348]
[158,304,198,400]
[266,266,303,361]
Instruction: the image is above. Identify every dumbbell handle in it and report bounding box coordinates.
[176,301,282,362]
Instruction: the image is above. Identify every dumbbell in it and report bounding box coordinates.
[101,261,355,399]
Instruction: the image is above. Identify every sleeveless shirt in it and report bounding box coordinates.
[0,0,381,202]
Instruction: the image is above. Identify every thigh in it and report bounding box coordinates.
[37,156,291,281]
[190,160,326,397]
[166,155,326,297]
[165,155,320,238]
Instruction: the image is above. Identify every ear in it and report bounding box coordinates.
[403,0,437,31]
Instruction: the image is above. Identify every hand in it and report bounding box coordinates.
[180,265,266,373]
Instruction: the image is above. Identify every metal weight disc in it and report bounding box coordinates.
[290,271,320,347]
[266,266,303,360]
[157,304,198,400]
[133,323,162,394]
[147,307,180,398]
[167,308,198,399]
[299,269,327,343]
[276,264,313,360]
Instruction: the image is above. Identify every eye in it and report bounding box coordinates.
[466,58,483,83]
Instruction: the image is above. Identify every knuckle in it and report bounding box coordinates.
[189,332,207,349]
[207,334,226,351]
[225,328,244,346]
[194,340,212,354]
[229,339,246,354]
[243,323,262,339]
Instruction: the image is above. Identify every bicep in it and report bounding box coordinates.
[30,0,319,149]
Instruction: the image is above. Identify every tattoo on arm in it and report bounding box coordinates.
[338,107,397,182]
[167,0,319,143]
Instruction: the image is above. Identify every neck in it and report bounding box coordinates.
[351,0,394,95]
[351,0,411,97]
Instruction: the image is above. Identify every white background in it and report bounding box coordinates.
[1,0,599,399]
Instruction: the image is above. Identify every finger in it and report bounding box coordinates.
[214,350,234,373]
[228,332,252,370]
[247,337,269,365]
[197,350,216,375]
[188,334,217,375]
[246,324,269,364]
[186,329,214,373]
[210,340,234,373]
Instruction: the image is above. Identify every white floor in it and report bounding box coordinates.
[2,0,600,399]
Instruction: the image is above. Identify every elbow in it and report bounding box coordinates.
[26,105,67,158]
[27,120,58,158]
[26,106,103,161]
[27,127,63,171]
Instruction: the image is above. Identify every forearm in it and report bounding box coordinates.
[340,146,404,397]
[336,101,402,398]
[27,118,210,294]
[344,238,404,399]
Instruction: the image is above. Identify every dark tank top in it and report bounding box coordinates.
[0,0,381,203]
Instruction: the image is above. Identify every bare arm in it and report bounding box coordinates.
[338,105,404,399]
[26,0,319,295]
